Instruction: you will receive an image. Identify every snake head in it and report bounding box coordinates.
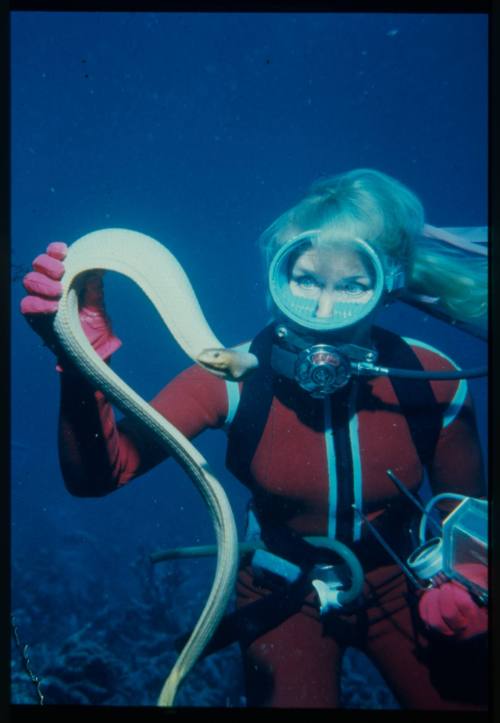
[196,348,259,381]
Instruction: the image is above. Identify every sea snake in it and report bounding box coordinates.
[53,228,257,706]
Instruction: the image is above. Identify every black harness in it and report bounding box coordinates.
[227,323,443,485]
[177,324,445,659]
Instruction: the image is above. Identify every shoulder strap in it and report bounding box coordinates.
[225,323,276,483]
[226,324,444,483]
[371,326,443,470]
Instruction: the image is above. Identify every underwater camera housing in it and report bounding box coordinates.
[407,495,488,604]
[442,497,488,598]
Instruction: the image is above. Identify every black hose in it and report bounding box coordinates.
[372,366,487,380]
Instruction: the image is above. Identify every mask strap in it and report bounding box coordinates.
[385,265,406,293]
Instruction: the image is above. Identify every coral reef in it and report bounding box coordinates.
[11,539,398,708]
[340,648,399,709]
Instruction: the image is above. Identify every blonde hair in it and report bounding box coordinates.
[259,169,487,326]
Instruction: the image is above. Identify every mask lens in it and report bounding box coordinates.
[269,234,385,331]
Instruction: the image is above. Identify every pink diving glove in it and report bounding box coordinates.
[20,242,122,369]
[418,564,488,641]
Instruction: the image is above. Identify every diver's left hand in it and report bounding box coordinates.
[418,565,488,641]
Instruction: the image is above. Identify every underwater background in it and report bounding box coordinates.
[10,10,488,709]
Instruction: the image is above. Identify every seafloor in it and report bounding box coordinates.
[11,541,399,709]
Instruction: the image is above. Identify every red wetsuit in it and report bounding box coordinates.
[58,332,486,710]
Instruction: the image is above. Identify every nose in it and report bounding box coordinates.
[315,290,336,318]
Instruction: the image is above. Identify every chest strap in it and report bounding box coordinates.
[372,326,443,470]
[226,324,443,486]
[226,323,276,484]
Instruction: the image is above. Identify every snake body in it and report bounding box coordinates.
[53,228,248,706]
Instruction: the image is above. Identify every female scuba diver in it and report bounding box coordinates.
[20,169,488,710]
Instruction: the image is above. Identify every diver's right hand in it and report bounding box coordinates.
[20,242,122,367]
[418,564,488,641]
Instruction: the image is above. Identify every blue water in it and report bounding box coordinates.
[10,11,488,708]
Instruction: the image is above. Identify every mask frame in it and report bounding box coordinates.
[268,230,404,333]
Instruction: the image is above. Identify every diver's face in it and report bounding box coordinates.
[288,244,376,320]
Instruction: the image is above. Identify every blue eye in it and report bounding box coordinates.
[294,275,320,288]
[339,281,371,295]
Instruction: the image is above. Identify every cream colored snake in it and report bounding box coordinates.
[53,228,257,706]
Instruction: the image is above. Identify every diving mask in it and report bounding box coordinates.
[266,231,486,398]
[268,231,405,334]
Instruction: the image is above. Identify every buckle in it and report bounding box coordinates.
[310,564,347,615]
